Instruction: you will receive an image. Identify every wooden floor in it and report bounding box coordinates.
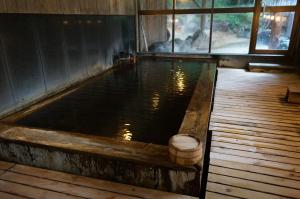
[0,161,196,199]
[206,69,300,199]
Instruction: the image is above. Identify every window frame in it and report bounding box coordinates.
[138,0,300,55]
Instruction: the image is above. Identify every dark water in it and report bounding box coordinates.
[17,59,206,145]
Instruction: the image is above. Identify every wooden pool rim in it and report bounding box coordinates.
[0,57,217,196]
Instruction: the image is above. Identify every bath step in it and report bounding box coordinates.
[247,62,296,73]
[287,85,300,104]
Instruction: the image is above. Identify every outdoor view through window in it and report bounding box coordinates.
[139,0,297,54]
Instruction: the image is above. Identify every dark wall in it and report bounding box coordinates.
[0,14,135,117]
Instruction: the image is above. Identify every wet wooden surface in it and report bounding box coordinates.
[0,123,176,168]
[0,161,197,199]
[206,68,300,199]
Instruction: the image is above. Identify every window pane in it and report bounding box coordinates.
[139,0,173,10]
[140,15,173,53]
[214,0,255,8]
[256,12,295,50]
[176,0,212,9]
[174,14,211,53]
[262,0,297,6]
[212,13,253,54]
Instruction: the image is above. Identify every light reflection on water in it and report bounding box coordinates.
[120,123,133,141]
[175,66,186,94]
[152,92,160,111]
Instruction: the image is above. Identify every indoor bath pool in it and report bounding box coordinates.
[0,57,216,196]
[16,59,205,145]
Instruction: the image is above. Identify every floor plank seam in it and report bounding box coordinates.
[0,190,33,199]
[0,163,16,177]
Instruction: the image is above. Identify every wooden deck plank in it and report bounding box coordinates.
[9,164,196,199]
[0,179,82,199]
[213,107,300,118]
[0,192,25,199]
[212,136,299,153]
[211,141,300,159]
[210,118,299,133]
[210,122,300,137]
[213,112,300,125]
[210,126,300,142]
[207,69,300,199]
[211,147,300,167]
[205,192,240,199]
[213,106,300,118]
[210,159,300,181]
[211,116,300,129]
[207,182,290,199]
[212,131,300,147]
[210,152,300,175]
[208,173,300,198]
[0,171,139,199]
[0,161,14,170]
[213,102,300,113]
[209,165,300,190]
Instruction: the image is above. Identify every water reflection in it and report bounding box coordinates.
[119,123,133,141]
[152,92,160,111]
[174,66,186,94]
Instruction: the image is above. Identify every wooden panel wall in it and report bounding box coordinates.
[0,0,135,15]
[0,0,6,12]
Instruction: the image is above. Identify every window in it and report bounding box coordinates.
[262,0,297,6]
[174,14,211,53]
[212,13,253,53]
[176,0,212,9]
[214,0,254,8]
[138,0,299,54]
[140,15,173,53]
[256,12,295,50]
